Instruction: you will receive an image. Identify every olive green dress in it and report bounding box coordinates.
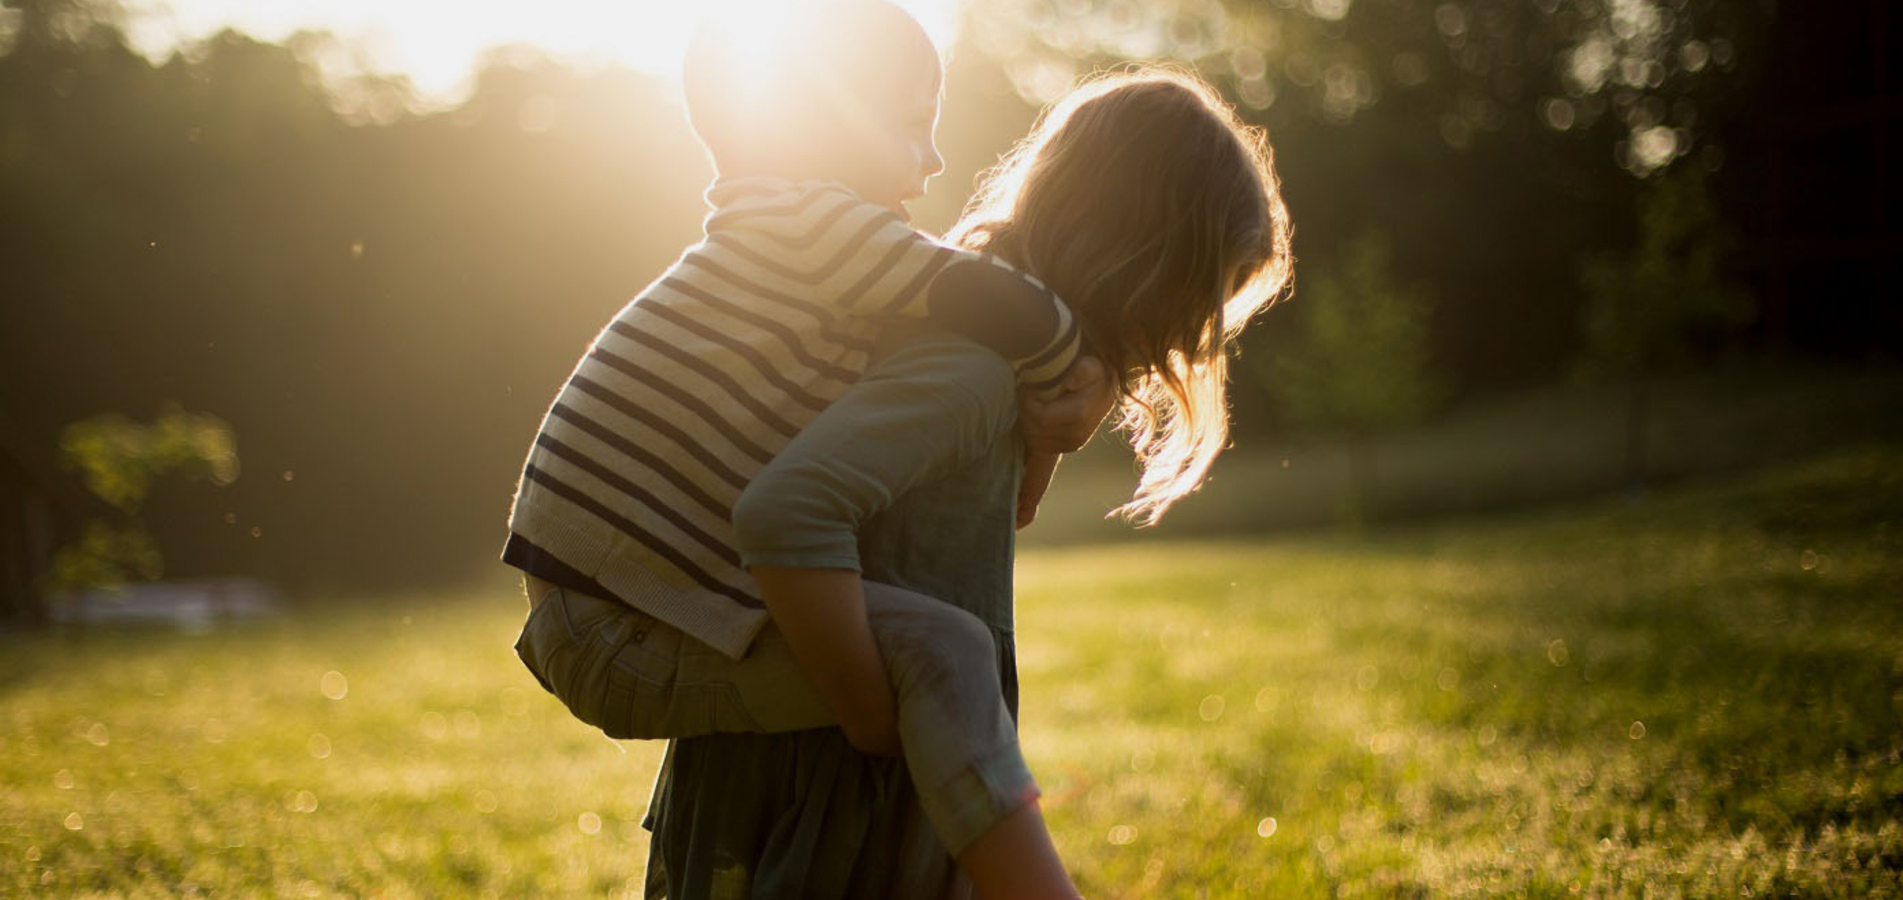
[640,332,1026,900]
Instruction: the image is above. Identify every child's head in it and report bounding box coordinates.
[683,0,945,218]
[949,67,1294,525]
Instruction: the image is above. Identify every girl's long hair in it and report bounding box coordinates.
[948,67,1293,525]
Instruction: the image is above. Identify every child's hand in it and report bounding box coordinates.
[1019,355,1116,456]
[1016,452,1061,530]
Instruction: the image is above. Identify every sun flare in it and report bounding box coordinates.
[122,0,962,107]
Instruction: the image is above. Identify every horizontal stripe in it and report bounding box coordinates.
[704,210,897,290]
[642,300,833,413]
[712,190,860,252]
[500,531,618,601]
[523,463,762,608]
[581,349,779,465]
[835,226,933,312]
[679,254,875,354]
[533,433,739,567]
[567,375,756,487]
[704,178,790,206]
[878,243,957,316]
[705,184,847,234]
[547,402,732,519]
[659,276,859,383]
[511,182,1099,654]
[528,451,742,590]
[1022,371,1069,396]
[604,320,803,438]
[1021,311,1081,376]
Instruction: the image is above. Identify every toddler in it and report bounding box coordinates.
[506,2,1109,898]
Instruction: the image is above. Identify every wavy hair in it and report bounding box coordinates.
[948,67,1293,525]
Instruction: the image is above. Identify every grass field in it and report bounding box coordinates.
[1028,362,1903,543]
[3,446,1900,898]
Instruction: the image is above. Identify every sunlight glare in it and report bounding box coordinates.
[123,0,962,108]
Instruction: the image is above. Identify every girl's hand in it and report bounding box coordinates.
[1018,356,1116,456]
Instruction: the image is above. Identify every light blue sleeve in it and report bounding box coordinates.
[729,335,1018,571]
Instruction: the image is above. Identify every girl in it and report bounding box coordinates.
[536,68,1292,899]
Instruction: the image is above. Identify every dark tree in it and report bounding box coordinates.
[1575,168,1752,491]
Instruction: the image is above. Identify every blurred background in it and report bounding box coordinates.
[0,0,1898,616]
[5,3,1902,897]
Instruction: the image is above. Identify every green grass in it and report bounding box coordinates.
[4,446,1901,898]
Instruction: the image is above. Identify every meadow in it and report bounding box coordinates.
[3,445,1899,898]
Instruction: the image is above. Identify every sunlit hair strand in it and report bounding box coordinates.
[947,66,1294,525]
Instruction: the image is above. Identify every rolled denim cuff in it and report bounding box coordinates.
[920,737,1041,857]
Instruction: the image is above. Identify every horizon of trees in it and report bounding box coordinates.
[2,0,1893,601]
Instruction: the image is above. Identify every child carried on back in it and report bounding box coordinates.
[507,4,1296,899]
[505,2,1107,898]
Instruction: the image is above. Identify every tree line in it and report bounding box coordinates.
[1,0,1887,600]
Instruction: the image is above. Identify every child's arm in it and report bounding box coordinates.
[917,255,1080,403]
[713,185,1081,400]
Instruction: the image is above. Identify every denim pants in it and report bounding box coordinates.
[513,577,1038,856]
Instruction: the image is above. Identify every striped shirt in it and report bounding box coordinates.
[503,176,1080,658]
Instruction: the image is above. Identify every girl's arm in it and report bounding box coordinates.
[1016,453,1061,530]
[729,331,1019,756]
[747,567,900,756]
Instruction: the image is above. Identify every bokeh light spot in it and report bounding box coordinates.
[1129,747,1155,773]
[420,711,449,741]
[1542,98,1576,131]
[1434,3,1466,38]
[1306,0,1352,23]
[1355,665,1380,691]
[1437,667,1460,691]
[453,710,482,739]
[1681,40,1711,72]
